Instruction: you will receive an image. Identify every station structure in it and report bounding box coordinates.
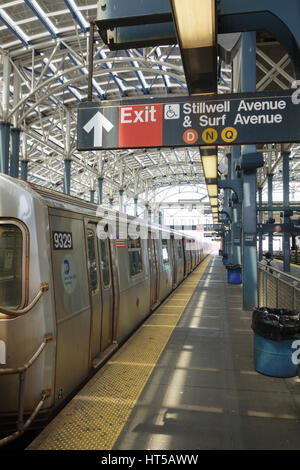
[0,0,300,451]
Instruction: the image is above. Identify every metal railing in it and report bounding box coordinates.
[258,262,300,311]
[0,282,49,317]
[0,333,53,448]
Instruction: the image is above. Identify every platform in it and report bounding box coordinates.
[28,255,300,450]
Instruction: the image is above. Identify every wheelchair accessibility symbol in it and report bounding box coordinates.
[164,104,180,120]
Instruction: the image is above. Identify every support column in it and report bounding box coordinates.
[0,122,10,174]
[21,160,28,181]
[119,189,124,213]
[134,197,138,217]
[109,198,113,208]
[97,177,103,205]
[90,190,95,203]
[64,159,71,195]
[283,151,291,272]
[9,128,20,178]
[224,228,231,261]
[159,211,163,225]
[242,158,257,309]
[241,31,258,310]
[231,146,242,265]
[225,153,233,264]
[221,158,233,264]
[258,187,263,261]
[268,173,274,256]
[64,110,71,196]
[20,133,28,181]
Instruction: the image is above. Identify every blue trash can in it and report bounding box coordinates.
[252,308,300,378]
[254,333,299,377]
[226,265,242,284]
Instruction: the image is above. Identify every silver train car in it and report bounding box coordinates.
[0,175,209,444]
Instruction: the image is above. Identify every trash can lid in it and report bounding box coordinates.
[226,264,242,270]
[251,307,300,341]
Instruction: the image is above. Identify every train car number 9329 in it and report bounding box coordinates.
[52,231,73,250]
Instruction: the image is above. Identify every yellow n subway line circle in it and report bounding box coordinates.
[202,128,218,144]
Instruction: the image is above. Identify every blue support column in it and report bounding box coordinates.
[109,198,113,208]
[90,190,95,203]
[64,159,71,195]
[134,197,138,217]
[258,187,263,261]
[231,146,242,265]
[119,189,124,212]
[221,232,225,255]
[97,177,103,204]
[226,153,233,264]
[159,211,163,225]
[283,151,291,272]
[21,160,28,181]
[268,173,274,256]
[241,31,258,310]
[0,122,10,174]
[9,128,20,178]
[224,228,231,261]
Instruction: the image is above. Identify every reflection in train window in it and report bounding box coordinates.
[162,239,169,264]
[99,239,111,288]
[128,236,143,276]
[0,224,23,308]
[87,229,98,293]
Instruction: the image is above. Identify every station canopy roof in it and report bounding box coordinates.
[0,1,299,209]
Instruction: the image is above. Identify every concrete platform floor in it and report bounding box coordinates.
[113,255,300,450]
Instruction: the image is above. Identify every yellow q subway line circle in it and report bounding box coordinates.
[221,127,238,143]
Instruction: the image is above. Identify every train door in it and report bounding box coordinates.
[171,235,177,287]
[50,213,91,404]
[86,224,102,361]
[148,233,159,308]
[98,237,114,351]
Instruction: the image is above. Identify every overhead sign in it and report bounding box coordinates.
[77,90,300,150]
[204,224,223,232]
[258,223,300,235]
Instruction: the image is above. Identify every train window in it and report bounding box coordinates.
[128,236,143,276]
[99,239,111,288]
[87,229,98,293]
[0,224,23,309]
[162,239,169,264]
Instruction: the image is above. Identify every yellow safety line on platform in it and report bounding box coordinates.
[28,256,211,450]
[274,258,300,269]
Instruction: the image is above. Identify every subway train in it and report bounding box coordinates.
[0,174,209,444]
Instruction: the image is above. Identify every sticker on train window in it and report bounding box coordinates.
[52,231,73,250]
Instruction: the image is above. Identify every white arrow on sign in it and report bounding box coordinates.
[83,111,114,147]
